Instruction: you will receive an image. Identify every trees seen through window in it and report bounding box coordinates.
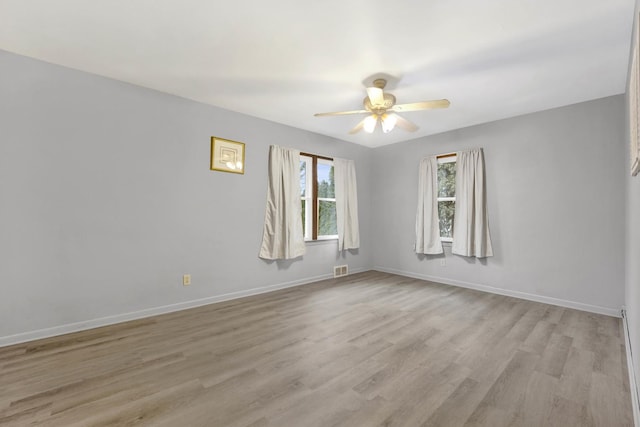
[437,156,456,241]
[300,154,336,240]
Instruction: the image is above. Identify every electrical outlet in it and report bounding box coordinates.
[183,274,191,286]
[440,259,446,267]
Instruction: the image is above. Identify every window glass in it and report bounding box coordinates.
[299,154,336,240]
[317,162,335,198]
[437,156,456,241]
[318,200,337,236]
[438,200,455,239]
[317,160,336,238]
[437,162,456,198]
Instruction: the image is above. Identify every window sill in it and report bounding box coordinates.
[305,238,338,246]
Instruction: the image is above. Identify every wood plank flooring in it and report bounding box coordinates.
[0,271,633,426]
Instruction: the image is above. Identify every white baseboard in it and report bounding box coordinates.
[373,266,621,318]
[623,308,640,427]
[0,268,365,348]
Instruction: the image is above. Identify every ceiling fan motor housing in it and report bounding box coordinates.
[364,93,396,112]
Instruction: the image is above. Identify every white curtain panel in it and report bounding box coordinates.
[334,158,360,251]
[415,156,443,254]
[452,148,494,258]
[259,145,306,260]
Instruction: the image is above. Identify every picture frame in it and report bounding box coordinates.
[631,14,640,177]
[210,136,245,174]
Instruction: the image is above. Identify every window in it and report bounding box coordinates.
[437,154,456,242]
[300,153,337,240]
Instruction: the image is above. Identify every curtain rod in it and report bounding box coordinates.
[436,152,457,159]
[301,152,333,161]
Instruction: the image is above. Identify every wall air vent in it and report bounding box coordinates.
[333,265,348,278]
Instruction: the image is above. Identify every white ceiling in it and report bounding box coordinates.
[0,0,635,147]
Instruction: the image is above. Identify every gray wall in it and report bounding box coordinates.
[0,48,628,344]
[626,104,640,412]
[371,96,626,313]
[625,0,640,408]
[0,50,372,339]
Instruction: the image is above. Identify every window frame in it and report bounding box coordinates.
[437,153,457,243]
[300,152,337,241]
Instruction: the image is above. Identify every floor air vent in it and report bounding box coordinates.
[334,265,348,278]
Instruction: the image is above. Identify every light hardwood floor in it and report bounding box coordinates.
[0,271,633,426]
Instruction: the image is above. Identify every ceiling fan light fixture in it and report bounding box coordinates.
[381,113,397,133]
[363,115,377,133]
[314,77,449,135]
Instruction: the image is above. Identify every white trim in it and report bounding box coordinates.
[0,268,365,348]
[622,308,640,427]
[304,237,338,245]
[316,234,338,241]
[373,266,621,317]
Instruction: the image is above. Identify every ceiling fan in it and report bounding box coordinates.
[314,78,450,134]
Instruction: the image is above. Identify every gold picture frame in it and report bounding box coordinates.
[210,137,245,174]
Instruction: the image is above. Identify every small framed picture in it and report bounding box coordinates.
[210,136,245,174]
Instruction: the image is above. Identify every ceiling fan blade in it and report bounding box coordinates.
[366,87,384,106]
[391,99,450,112]
[348,118,367,134]
[394,114,418,132]
[314,109,369,117]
